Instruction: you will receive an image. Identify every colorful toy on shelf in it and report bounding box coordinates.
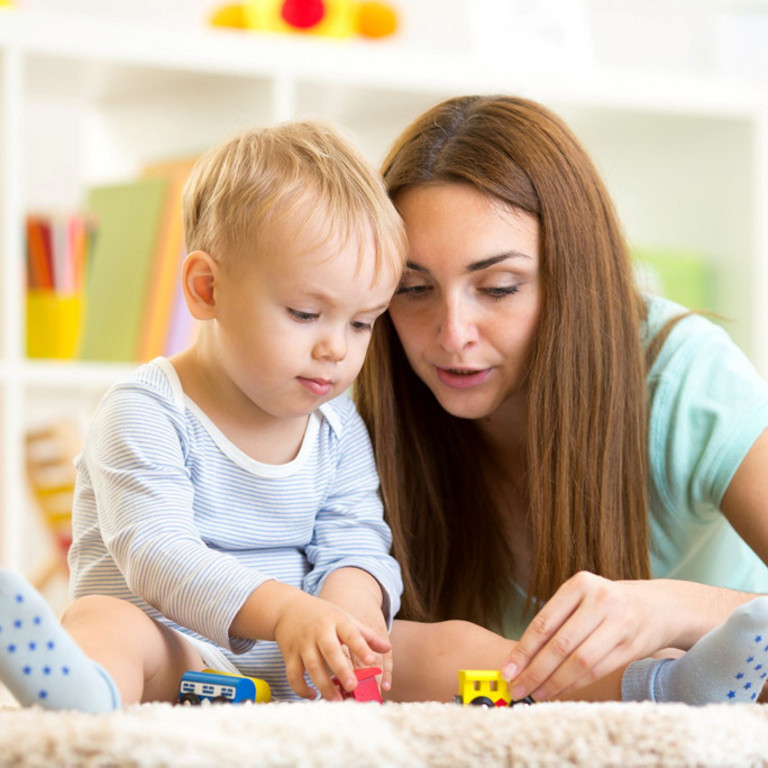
[178,669,271,705]
[330,666,383,702]
[209,3,248,28]
[356,1,397,38]
[455,670,535,708]
[25,420,80,592]
[208,1,399,39]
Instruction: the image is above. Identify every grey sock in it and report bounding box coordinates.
[622,596,768,705]
[0,568,121,712]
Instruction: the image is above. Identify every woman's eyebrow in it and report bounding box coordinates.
[466,252,531,273]
[404,251,531,276]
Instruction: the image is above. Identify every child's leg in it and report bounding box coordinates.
[623,595,768,704]
[1,569,204,711]
[387,619,623,703]
[61,594,207,706]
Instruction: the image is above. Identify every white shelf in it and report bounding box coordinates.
[0,360,136,388]
[1,9,764,117]
[2,9,768,574]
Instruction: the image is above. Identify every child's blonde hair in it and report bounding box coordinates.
[182,120,406,283]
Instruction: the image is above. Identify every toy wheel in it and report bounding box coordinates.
[508,695,535,707]
[179,692,200,706]
[212,695,231,704]
[470,696,495,707]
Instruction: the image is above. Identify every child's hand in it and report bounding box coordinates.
[345,611,392,694]
[318,567,393,694]
[273,591,391,701]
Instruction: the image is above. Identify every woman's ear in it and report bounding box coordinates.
[181,250,218,320]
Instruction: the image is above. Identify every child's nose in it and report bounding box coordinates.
[313,329,347,362]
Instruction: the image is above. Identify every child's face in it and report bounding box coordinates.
[213,218,397,421]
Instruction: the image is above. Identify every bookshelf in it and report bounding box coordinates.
[1,8,768,575]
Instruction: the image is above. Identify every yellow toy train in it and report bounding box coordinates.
[455,670,535,708]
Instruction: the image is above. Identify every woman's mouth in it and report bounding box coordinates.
[435,367,492,389]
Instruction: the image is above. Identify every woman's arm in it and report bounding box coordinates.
[499,429,768,702]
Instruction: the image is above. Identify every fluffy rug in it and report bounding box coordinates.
[1,700,768,767]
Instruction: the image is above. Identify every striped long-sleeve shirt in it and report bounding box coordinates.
[68,358,402,699]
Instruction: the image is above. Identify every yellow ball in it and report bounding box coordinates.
[209,3,248,29]
[357,1,398,38]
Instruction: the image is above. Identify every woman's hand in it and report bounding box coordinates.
[500,572,684,701]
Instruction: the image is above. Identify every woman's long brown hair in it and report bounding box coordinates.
[355,95,651,629]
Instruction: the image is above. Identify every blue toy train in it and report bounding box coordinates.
[177,669,271,705]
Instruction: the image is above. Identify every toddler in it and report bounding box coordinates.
[0,120,405,710]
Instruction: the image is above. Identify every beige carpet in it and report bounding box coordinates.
[1,700,767,766]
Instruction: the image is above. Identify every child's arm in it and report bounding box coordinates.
[229,579,390,701]
[318,567,393,691]
[301,401,403,693]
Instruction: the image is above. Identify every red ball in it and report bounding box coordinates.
[281,0,326,29]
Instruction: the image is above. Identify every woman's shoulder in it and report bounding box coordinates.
[642,294,739,379]
[643,294,768,511]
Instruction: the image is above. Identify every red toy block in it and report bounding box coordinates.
[330,666,383,703]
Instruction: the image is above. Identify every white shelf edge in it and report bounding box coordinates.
[0,9,765,120]
[0,359,138,389]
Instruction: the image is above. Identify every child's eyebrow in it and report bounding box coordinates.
[302,291,390,314]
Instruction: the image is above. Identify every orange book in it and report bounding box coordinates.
[26,216,54,290]
[136,157,197,362]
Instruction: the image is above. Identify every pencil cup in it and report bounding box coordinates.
[26,290,83,359]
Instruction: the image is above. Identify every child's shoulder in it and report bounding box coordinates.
[101,357,184,414]
[317,392,363,438]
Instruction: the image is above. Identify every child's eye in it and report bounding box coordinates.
[351,320,374,333]
[481,284,520,299]
[288,308,318,322]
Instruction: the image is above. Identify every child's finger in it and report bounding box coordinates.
[284,656,318,701]
[352,624,391,657]
[379,649,393,692]
[318,634,359,692]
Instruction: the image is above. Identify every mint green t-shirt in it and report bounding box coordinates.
[503,295,768,639]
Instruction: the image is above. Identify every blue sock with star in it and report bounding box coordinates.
[0,568,120,712]
[622,596,768,705]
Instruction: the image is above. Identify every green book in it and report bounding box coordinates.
[79,177,168,362]
[632,248,715,313]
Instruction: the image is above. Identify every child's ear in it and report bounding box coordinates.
[181,250,218,320]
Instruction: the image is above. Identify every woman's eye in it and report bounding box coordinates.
[288,308,318,322]
[482,285,520,299]
[395,283,430,297]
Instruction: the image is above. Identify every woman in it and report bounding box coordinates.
[357,94,768,703]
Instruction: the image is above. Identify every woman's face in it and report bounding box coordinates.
[389,182,541,421]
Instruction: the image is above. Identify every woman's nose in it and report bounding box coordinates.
[436,300,477,353]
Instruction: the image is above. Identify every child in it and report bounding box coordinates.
[0,120,406,710]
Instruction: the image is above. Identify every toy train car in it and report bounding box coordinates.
[330,666,383,702]
[178,669,271,705]
[455,669,535,708]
